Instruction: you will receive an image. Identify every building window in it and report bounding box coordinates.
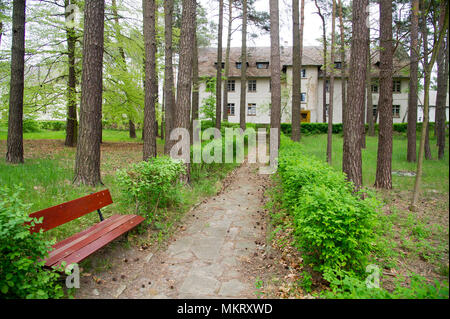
[227,80,235,92]
[393,105,400,118]
[214,62,225,69]
[372,105,377,117]
[300,93,306,102]
[227,103,235,116]
[256,62,269,69]
[325,79,329,92]
[248,80,257,92]
[325,104,329,117]
[393,80,401,93]
[334,62,342,69]
[371,84,378,93]
[236,62,241,69]
[247,103,256,116]
[301,68,306,78]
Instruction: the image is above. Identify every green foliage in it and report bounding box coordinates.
[22,118,41,133]
[278,136,379,277]
[0,186,64,299]
[116,156,186,222]
[38,121,66,131]
[321,273,449,299]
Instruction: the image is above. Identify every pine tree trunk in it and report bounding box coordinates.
[327,0,336,164]
[366,46,375,137]
[239,0,247,131]
[215,0,223,130]
[407,0,419,162]
[64,0,77,147]
[191,24,199,145]
[164,0,175,154]
[338,0,346,131]
[143,0,157,160]
[222,0,232,122]
[73,0,105,186]
[270,0,281,150]
[314,0,327,124]
[6,0,26,164]
[435,30,448,160]
[174,0,196,182]
[374,0,393,189]
[343,0,368,191]
[291,0,301,141]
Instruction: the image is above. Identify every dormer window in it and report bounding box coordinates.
[236,62,249,69]
[214,62,225,69]
[256,62,269,69]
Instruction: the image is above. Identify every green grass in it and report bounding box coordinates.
[299,133,449,194]
[0,126,157,143]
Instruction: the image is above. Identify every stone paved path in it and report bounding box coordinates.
[76,154,271,299]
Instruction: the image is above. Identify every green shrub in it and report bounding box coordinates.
[116,156,186,221]
[0,186,64,299]
[23,118,41,133]
[39,121,66,131]
[278,136,379,277]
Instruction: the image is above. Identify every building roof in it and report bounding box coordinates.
[198,46,410,78]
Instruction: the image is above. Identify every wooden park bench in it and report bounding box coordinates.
[28,189,145,269]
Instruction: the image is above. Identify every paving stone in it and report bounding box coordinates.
[179,271,220,295]
[114,284,127,298]
[218,279,247,297]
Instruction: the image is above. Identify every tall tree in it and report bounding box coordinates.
[191,17,199,144]
[407,0,419,162]
[338,0,346,131]
[269,0,281,151]
[420,7,432,161]
[215,0,224,130]
[291,0,304,142]
[239,0,247,131]
[435,29,448,160]
[73,0,105,185]
[326,0,336,164]
[164,0,175,154]
[6,0,26,164]
[314,0,327,123]
[64,0,78,147]
[174,0,196,182]
[374,0,393,189]
[342,0,368,190]
[366,41,375,136]
[222,0,233,122]
[143,0,157,160]
[411,0,448,210]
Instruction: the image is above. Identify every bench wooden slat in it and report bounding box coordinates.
[45,215,131,266]
[29,189,113,233]
[48,215,145,268]
[51,214,123,250]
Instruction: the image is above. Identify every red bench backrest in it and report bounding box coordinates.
[28,189,113,234]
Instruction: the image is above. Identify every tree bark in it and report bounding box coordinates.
[143,0,157,160]
[174,0,196,182]
[129,120,136,138]
[222,0,232,122]
[374,0,393,189]
[215,0,223,130]
[164,0,175,154]
[239,0,247,131]
[291,0,301,141]
[343,0,368,191]
[6,0,26,164]
[407,0,419,162]
[366,44,375,137]
[327,0,336,164]
[435,30,448,160]
[191,20,199,145]
[270,0,281,150]
[314,0,327,124]
[73,0,105,186]
[64,0,78,147]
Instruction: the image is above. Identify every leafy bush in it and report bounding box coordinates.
[39,121,66,131]
[22,118,41,133]
[0,186,64,299]
[116,156,186,221]
[278,136,379,277]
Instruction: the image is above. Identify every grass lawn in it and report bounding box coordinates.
[0,129,238,248]
[289,132,449,294]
